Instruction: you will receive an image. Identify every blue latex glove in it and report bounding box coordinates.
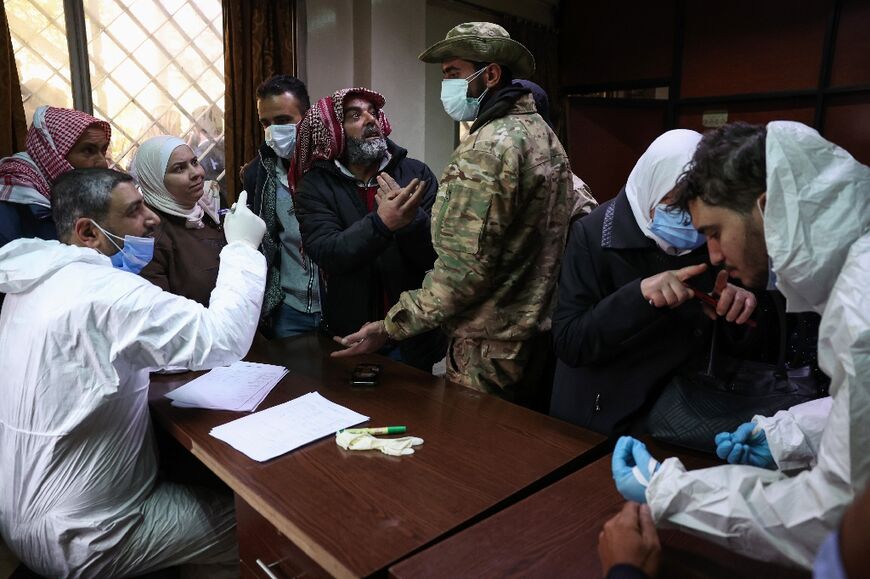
[714,422,776,469]
[611,436,662,504]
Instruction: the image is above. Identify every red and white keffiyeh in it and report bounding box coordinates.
[290,87,391,190]
[0,106,111,203]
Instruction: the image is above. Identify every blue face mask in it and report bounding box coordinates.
[440,67,489,122]
[90,220,155,274]
[648,204,706,251]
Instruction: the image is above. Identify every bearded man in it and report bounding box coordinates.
[292,87,446,371]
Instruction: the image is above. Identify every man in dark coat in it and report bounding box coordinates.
[292,87,446,371]
[241,75,322,338]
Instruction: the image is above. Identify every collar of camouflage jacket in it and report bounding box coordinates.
[470,86,534,134]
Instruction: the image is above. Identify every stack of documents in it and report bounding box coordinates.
[165,361,288,412]
[210,392,369,461]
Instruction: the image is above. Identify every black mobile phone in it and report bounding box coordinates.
[350,363,381,386]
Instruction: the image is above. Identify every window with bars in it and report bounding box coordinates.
[8,0,226,191]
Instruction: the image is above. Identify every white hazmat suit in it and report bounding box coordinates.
[646,121,870,569]
[0,238,266,577]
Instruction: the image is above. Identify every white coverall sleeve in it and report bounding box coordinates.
[752,397,832,472]
[108,242,267,370]
[646,238,870,570]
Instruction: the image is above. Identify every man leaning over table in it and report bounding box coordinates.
[610,121,870,571]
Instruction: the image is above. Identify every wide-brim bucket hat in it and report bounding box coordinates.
[419,22,535,79]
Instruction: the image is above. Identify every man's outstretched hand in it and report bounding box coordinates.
[331,320,389,358]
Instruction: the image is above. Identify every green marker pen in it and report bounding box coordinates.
[344,426,407,435]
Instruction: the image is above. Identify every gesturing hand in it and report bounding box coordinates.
[703,270,757,324]
[641,263,708,308]
[331,321,389,358]
[375,173,426,231]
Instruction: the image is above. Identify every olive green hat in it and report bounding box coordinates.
[419,22,535,79]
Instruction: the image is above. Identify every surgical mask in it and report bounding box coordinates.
[265,123,297,159]
[441,67,489,122]
[648,204,706,251]
[90,220,155,274]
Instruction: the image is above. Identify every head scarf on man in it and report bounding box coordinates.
[130,135,219,229]
[625,129,703,254]
[0,106,111,210]
[290,87,391,189]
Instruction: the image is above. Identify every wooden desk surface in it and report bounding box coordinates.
[148,333,605,578]
[389,446,811,579]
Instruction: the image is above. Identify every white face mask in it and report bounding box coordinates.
[440,67,489,122]
[265,123,297,159]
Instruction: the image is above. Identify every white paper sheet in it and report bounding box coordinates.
[165,361,288,412]
[209,392,368,462]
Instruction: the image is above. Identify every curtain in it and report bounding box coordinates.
[223,0,296,203]
[500,15,563,137]
[0,1,27,157]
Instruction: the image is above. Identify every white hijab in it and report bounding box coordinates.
[130,135,219,229]
[625,129,702,254]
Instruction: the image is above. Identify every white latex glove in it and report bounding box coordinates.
[335,431,424,456]
[224,190,266,249]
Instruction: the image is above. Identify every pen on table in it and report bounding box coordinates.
[342,426,407,435]
[686,284,758,328]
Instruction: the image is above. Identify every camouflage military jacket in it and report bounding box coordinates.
[384,93,573,342]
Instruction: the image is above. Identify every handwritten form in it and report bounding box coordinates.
[210,392,369,461]
[165,361,288,412]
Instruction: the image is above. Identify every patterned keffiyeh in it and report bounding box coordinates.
[0,106,111,208]
[290,87,391,189]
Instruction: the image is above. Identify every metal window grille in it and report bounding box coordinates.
[8,0,226,192]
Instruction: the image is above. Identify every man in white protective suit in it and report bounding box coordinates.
[0,167,266,578]
[610,121,870,570]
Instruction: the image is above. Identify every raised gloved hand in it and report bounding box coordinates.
[335,430,424,456]
[224,190,266,250]
[612,436,661,504]
[714,422,776,469]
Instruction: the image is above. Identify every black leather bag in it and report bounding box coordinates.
[647,296,826,453]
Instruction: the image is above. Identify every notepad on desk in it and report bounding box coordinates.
[210,392,369,462]
[165,361,288,412]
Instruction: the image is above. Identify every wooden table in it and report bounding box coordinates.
[149,333,606,578]
[389,443,810,579]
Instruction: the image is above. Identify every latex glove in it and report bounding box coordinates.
[335,431,424,456]
[714,422,776,469]
[224,190,266,249]
[611,437,661,504]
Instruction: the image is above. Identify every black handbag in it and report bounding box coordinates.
[647,294,827,453]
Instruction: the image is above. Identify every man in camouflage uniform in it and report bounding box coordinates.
[333,22,574,408]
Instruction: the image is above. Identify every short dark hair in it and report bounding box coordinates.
[672,122,767,215]
[52,168,134,241]
[255,74,311,112]
[472,61,514,87]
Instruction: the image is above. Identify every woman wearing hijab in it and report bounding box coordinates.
[134,135,226,306]
[0,105,111,247]
[550,129,758,436]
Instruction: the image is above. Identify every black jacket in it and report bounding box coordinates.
[241,144,289,323]
[294,140,446,370]
[551,189,715,435]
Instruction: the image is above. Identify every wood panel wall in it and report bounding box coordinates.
[560,0,870,202]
